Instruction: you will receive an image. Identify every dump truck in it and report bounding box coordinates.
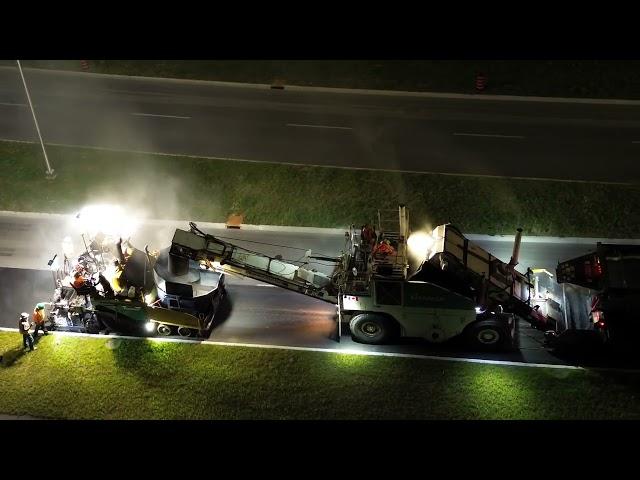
[532,243,640,350]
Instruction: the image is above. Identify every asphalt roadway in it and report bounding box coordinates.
[2,212,639,367]
[1,67,640,182]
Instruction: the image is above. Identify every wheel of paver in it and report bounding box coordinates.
[177,326,192,337]
[156,323,172,336]
[349,314,396,345]
[85,317,101,334]
[465,321,509,351]
[95,312,116,333]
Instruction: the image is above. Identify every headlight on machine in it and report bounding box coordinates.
[145,321,156,332]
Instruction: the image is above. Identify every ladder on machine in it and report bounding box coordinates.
[374,205,409,280]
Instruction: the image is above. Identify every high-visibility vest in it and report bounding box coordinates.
[33,309,45,325]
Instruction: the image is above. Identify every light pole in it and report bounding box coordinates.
[16,60,56,179]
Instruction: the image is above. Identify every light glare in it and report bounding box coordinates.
[407,231,435,261]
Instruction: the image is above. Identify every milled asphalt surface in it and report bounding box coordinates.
[1,67,640,182]
[3,212,639,368]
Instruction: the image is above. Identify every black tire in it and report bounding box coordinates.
[156,323,172,336]
[94,311,116,333]
[350,313,396,345]
[465,321,510,351]
[177,326,192,337]
[85,315,102,334]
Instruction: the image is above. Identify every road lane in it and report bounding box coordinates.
[3,211,640,367]
[1,67,640,182]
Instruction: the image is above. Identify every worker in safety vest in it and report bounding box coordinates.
[373,239,396,256]
[18,312,35,351]
[32,303,48,337]
[71,271,86,289]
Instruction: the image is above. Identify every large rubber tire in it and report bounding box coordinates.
[350,314,396,345]
[94,311,116,333]
[156,323,173,336]
[177,326,192,337]
[85,314,103,334]
[465,321,510,351]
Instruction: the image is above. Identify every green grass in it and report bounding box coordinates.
[1,140,640,238]
[0,332,638,420]
[5,60,640,99]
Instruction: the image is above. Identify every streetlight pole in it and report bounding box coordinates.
[16,60,56,179]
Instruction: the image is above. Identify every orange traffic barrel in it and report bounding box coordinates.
[475,73,487,92]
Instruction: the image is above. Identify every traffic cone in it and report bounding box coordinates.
[226,213,244,229]
[271,78,285,90]
[80,60,89,72]
[475,72,487,92]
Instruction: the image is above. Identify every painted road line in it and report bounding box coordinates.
[454,132,525,139]
[1,138,632,186]
[0,102,26,107]
[256,284,277,287]
[286,123,353,130]
[131,112,191,120]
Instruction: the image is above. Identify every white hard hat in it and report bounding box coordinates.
[20,312,29,320]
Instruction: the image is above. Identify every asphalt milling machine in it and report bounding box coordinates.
[38,206,640,359]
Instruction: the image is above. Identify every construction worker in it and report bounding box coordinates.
[373,239,396,256]
[71,271,86,289]
[32,303,48,337]
[360,224,376,252]
[18,312,35,351]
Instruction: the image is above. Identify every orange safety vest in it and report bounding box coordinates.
[33,309,45,325]
[72,276,86,289]
[374,242,395,255]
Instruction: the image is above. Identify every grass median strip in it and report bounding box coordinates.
[0,332,638,420]
[1,140,640,237]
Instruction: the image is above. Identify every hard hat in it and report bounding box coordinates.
[36,303,45,310]
[20,312,29,320]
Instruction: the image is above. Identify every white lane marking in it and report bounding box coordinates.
[4,327,638,373]
[454,132,525,139]
[256,284,277,287]
[131,112,190,120]
[286,123,352,130]
[0,138,633,186]
[0,102,27,107]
